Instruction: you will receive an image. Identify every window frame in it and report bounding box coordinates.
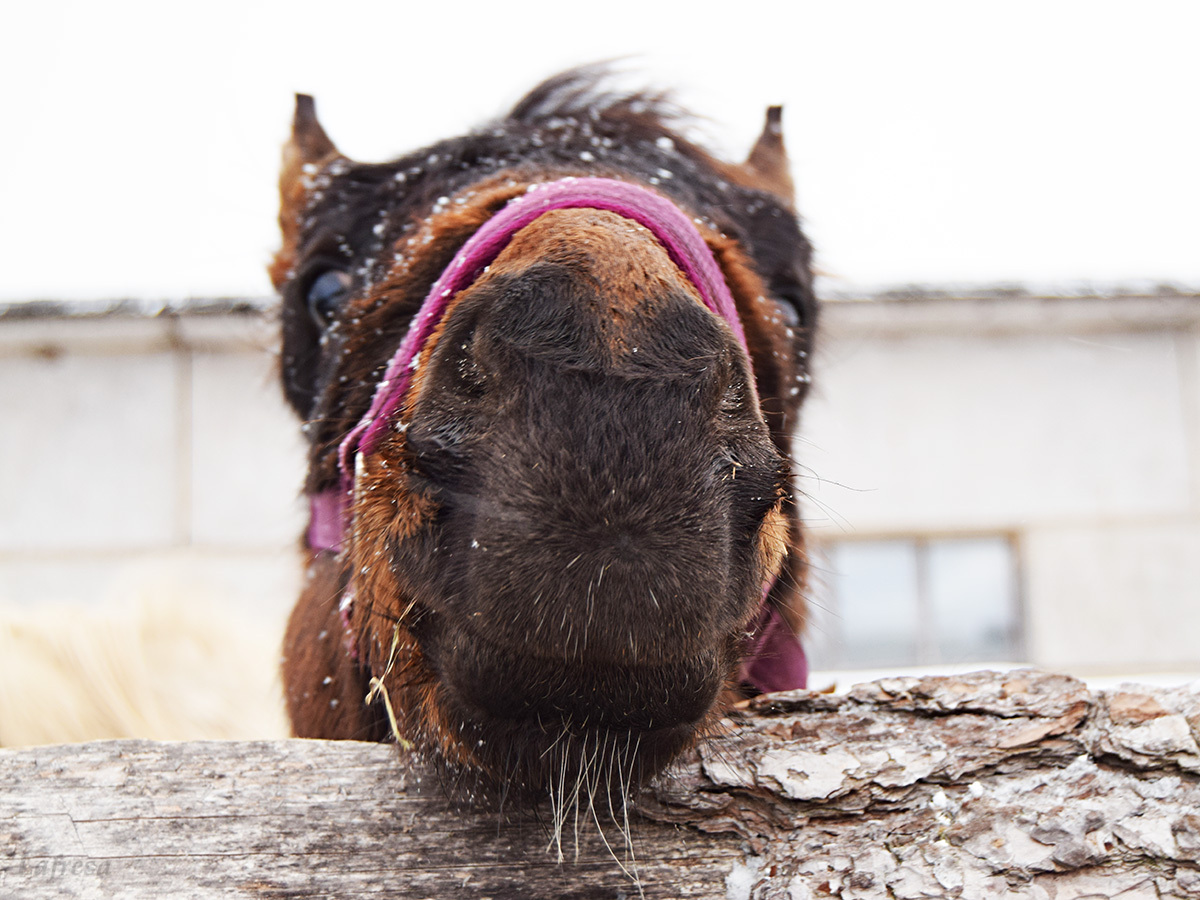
[808,532,1027,670]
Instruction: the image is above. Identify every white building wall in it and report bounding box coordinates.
[1,293,1197,674]
[802,294,1200,673]
[0,311,306,621]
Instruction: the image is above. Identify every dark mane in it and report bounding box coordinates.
[506,63,682,130]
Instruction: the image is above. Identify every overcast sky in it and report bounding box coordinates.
[3,0,1197,302]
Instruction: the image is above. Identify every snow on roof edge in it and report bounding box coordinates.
[2,282,1197,322]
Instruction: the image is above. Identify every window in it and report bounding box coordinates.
[807,535,1023,670]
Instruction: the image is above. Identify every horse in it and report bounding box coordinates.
[272,68,818,812]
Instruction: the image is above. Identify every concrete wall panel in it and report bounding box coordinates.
[802,331,1192,534]
[0,352,180,550]
[1023,523,1200,670]
[189,351,307,548]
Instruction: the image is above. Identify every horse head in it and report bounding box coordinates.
[273,71,817,802]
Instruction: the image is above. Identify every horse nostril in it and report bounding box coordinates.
[421,307,490,402]
[449,325,490,397]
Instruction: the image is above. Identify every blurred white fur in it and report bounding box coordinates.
[0,563,290,747]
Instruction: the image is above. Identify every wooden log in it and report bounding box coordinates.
[2,670,1198,899]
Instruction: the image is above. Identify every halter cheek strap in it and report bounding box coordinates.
[306,176,807,693]
[741,594,809,694]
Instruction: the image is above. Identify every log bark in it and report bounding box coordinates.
[2,670,1198,899]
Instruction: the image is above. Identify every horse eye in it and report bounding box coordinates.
[306,270,352,326]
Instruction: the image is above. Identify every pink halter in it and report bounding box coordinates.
[338,177,746,483]
[307,176,806,694]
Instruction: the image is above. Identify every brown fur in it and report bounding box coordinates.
[282,552,384,740]
[275,69,818,800]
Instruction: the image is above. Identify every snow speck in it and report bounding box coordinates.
[725,856,764,900]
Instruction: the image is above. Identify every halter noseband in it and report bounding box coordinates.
[341,176,747,483]
[307,176,807,693]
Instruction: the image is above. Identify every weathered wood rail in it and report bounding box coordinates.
[2,670,1198,899]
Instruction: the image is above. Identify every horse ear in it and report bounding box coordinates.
[288,94,339,165]
[743,106,795,206]
[272,94,344,290]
